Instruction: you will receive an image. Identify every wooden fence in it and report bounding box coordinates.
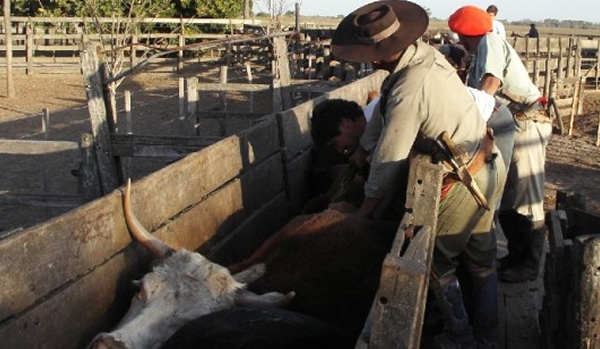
[541,191,600,349]
[0,68,388,348]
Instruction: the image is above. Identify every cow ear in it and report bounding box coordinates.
[208,268,243,297]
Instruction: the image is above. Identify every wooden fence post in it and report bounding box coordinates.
[4,0,15,98]
[41,108,50,194]
[130,29,138,68]
[178,18,185,73]
[178,77,185,122]
[359,155,444,349]
[570,235,600,348]
[568,76,585,136]
[219,66,228,136]
[596,98,600,146]
[271,36,292,113]
[124,90,132,178]
[79,42,120,195]
[246,63,254,113]
[26,21,33,75]
[78,133,102,202]
[544,58,552,98]
[186,76,198,135]
[557,38,565,80]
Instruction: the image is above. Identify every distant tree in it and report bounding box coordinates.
[9,0,244,18]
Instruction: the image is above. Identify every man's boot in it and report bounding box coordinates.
[431,274,476,349]
[499,221,546,282]
[497,210,529,271]
[470,267,499,349]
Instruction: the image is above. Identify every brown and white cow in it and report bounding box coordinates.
[89,180,398,349]
[88,181,295,349]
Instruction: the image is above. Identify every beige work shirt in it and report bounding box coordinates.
[361,41,487,199]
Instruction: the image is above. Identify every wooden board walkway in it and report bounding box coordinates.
[496,226,545,349]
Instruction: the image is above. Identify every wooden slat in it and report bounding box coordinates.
[149,155,284,254]
[124,115,280,234]
[0,192,82,207]
[205,192,289,265]
[0,139,78,154]
[0,16,265,25]
[110,133,220,158]
[284,150,313,216]
[0,250,143,349]
[196,82,270,92]
[0,192,130,324]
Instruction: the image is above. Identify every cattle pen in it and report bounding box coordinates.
[2,23,600,349]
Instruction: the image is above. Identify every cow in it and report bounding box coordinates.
[89,180,399,349]
[87,181,295,349]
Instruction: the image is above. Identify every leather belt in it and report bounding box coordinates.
[442,129,494,186]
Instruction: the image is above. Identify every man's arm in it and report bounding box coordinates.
[479,73,502,96]
[357,196,382,219]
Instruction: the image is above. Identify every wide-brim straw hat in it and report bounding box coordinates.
[332,0,429,62]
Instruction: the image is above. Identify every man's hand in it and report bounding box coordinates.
[479,74,502,96]
[357,196,382,220]
[328,201,358,214]
[349,146,369,169]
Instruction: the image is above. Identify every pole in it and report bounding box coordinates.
[4,0,15,98]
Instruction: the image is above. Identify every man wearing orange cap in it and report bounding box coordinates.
[332,1,507,348]
[449,5,553,287]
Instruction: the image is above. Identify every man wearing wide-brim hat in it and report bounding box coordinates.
[449,5,552,287]
[331,1,506,348]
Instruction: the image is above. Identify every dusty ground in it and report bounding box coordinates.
[1,69,600,235]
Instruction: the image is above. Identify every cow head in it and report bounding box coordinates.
[88,180,294,349]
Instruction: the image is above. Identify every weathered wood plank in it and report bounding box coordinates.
[500,284,542,349]
[145,155,284,255]
[271,36,293,113]
[366,155,443,349]
[205,193,289,265]
[0,139,78,154]
[284,150,313,216]
[0,250,144,349]
[570,235,600,348]
[110,133,220,158]
[79,42,120,195]
[196,82,270,92]
[0,192,129,324]
[131,115,279,230]
[0,192,82,207]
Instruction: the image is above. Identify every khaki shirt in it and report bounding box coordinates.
[360,41,486,199]
[468,32,541,105]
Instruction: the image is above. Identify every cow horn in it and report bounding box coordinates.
[123,179,175,258]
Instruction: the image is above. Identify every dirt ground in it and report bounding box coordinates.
[1,70,600,235]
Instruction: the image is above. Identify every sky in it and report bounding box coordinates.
[295,0,600,23]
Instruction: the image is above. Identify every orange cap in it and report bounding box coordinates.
[448,6,493,36]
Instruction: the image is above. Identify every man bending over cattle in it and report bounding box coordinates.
[320,1,507,348]
[449,6,552,284]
